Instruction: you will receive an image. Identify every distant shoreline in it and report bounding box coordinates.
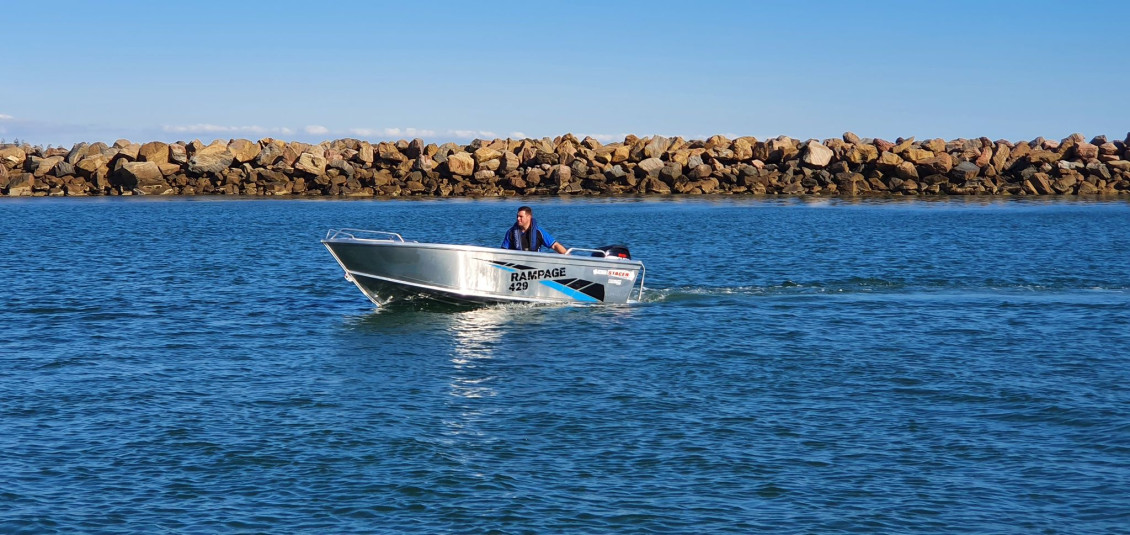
[2,133,1128,197]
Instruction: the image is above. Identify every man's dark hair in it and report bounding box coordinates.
[518,206,533,215]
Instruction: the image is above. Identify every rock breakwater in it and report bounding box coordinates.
[2,132,1128,197]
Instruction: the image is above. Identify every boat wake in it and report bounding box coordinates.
[636,278,1129,304]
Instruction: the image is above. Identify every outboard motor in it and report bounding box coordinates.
[594,245,631,259]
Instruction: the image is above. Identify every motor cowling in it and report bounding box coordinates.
[594,245,631,259]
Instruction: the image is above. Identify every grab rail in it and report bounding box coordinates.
[324,228,405,242]
[565,247,609,257]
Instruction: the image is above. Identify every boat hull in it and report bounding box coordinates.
[322,237,643,306]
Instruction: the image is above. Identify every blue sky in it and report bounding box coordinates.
[2,1,1127,147]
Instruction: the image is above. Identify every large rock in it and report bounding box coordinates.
[1027,173,1054,194]
[405,138,425,160]
[138,141,170,164]
[0,146,26,169]
[229,139,261,163]
[668,149,691,167]
[282,142,309,166]
[377,142,406,162]
[1075,142,1099,160]
[580,136,603,150]
[446,152,475,176]
[903,148,935,165]
[157,162,182,176]
[975,147,993,168]
[1076,180,1099,194]
[473,146,502,163]
[895,161,919,180]
[413,155,436,173]
[637,157,665,176]
[356,142,374,165]
[643,136,670,159]
[950,161,981,181]
[116,142,141,160]
[1052,175,1078,194]
[845,143,879,164]
[7,173,35,196]
[117,161,165,188]
[732,137,754,160]
[187,145,234,175]
[610,145,630,164]
[923,138,946,152]
[65,143,89,164]
[256,140,286,166]
[75,154,110,178]
[328,157,355,177]
[1106,160,1130,172]
[690,163,712,179]
[704,135,730,150]
[696,177,720,193]
[169,143,188,164]
[200,139,230,154]
[990,144,1011,171]
[801,140,834,167]
[498,151,520,174]
[877,151,904,168]
[295,152,327,175]
[892,137,915,154]
[544,164,569,187]
[922,152,954,174]
[54,161,76,177]
[642,176,671,194]
[30,156,64,178]
[1007,142,1031,167]
[767,137,798,162]
[1027,149,1061,164]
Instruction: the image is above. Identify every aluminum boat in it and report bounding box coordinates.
[322,229,645,307]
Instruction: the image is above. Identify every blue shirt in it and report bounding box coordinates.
[501,219,557,252]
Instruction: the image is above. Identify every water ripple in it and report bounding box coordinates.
[1,197,1128,533]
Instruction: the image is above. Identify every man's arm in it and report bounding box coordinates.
[537,227,566,254]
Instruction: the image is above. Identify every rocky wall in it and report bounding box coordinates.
[1,132,1128,197]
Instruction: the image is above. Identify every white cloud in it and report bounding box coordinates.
[401,128,436,138]
[346,127,438,139]
[304,125,329,135]
[448,129,497,140]
[509,131,527,139]
[161,124,291,136]
[0,114,13,120]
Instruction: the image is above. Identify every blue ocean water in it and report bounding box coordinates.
[1,196,1128,533]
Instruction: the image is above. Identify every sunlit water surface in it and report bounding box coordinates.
[2,196,1128,533]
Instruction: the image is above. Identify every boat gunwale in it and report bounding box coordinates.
[321,237,644,269]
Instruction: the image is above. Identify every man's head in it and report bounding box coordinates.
[516,206,533,231]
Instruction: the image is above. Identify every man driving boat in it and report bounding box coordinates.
[501,206,567,254]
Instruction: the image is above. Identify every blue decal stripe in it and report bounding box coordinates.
[490,264,517,273]
[541,280,599,302]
